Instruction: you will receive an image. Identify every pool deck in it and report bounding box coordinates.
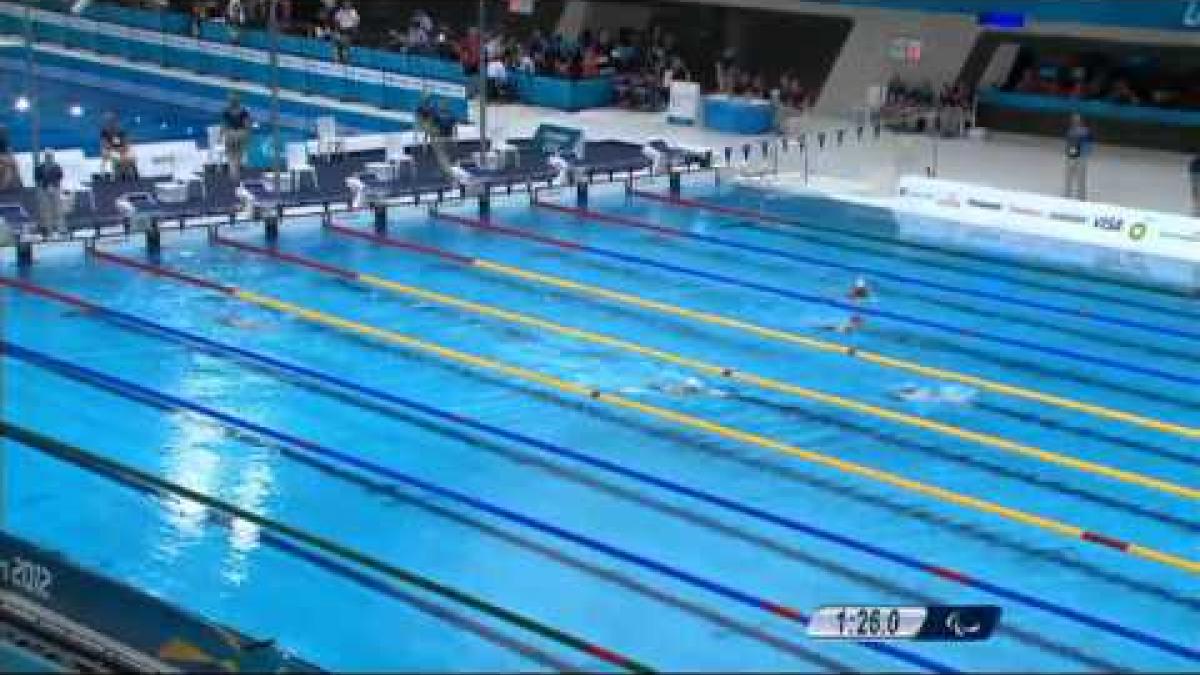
[485,102,1198,217]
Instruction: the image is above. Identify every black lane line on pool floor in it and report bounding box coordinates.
[333,218,1200,444]
[444,210,1199,390]
[79,251,1200,598]
[8,325,1129,673]
[426,211,1200,409]
[112,306,1200,616]
[586,235,1200,366]
[10,279,1182,666]
[534,200,1200,350]
[228,245,1198,523]
[4,437,580,672]
[733,393,1200,535]
[4,343,952,674]
[717,219,1200,325]
[634,190,1200,312]
[205,233,1197,511]
[0,422,644,672]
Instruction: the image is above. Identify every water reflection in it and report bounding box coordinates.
[155,355,277,588]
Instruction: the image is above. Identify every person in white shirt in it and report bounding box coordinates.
[332,0,359,63]
[517,52,535,74]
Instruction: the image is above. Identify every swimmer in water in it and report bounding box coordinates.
[650,377,732,398]
[848,276,871,301]
[890,383,976,405]
[217,314,266,330]
[820,315,864,334]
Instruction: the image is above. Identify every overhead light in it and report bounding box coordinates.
[14,96,29,112]
[68,104,84,117]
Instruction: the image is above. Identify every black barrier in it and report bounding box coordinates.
[0,530,316,671]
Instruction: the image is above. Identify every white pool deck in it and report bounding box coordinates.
[484,101,1198,218]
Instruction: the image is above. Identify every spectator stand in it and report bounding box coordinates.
[879,79,976,139]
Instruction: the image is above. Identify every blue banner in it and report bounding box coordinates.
[825,0,1199,31]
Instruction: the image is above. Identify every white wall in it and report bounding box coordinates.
[817,12,981,114]
[557,0,654,40]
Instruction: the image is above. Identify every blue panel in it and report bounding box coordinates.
[35,17,69,45]
[703,95,775,134]
[514,74,613,111]
[198,21,234,44]
[239,29,271,51]
[819,0,1198,31]
[979,90,1200,127]
[978,11,1025,28]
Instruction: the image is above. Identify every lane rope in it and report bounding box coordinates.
[86,249,1200,576]
[0,421,651,673]
[3,341,955,674]
[211,234,1200,501]
[6,275,1196,661]
[340,218,1200,441]
[422,212,1200,389]
[532,200,1200,345]
[1,423,579,671]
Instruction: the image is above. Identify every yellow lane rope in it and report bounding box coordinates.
[467,259,1200,441]
[320,265,1197,501]
[193,282,1198,575]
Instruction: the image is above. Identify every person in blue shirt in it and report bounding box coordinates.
[34,151,65,234]
[1063,113,1093,200]
[0,125,18,191]
[220,92,252,182]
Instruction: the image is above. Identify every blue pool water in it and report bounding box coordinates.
[2,175,1198,671]
[0,47,385,160]
[0,56,217,153]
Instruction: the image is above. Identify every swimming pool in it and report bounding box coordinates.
[3,175,1198,671]
[0,54,216,153]
[0,46,402,159]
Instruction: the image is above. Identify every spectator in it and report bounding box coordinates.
[1014,67,1039,93]
[486,51,510,99]
[459,28,481,76]
[661,55,690,102]
[34,151,65,235]
[0,126,20,192]
[220,92,252,182]
[225,0,245,41]
[1108,78,1141,105]
[332,0,359,63]
[517,49,536,75]
[749,74,768,99]
[715,48,735,94]
[1063,113,1093,200]
[435,100,456,140]
[1190,153,1200,217]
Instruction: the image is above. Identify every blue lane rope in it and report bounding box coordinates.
[7,282,1196,664]
[544,203,1200,344]
[1,341,956,674]
[442,215,1200,389]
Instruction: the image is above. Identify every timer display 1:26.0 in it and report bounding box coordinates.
[836,607,902,637]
